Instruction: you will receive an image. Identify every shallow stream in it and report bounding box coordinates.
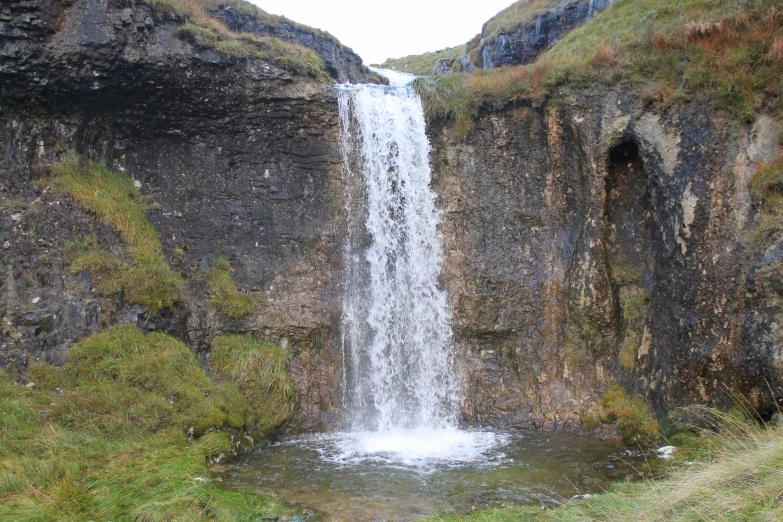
[213,430,659,521]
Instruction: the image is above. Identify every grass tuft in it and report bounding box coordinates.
[205,259,255,319]
[582,384,660,445]
[211,335,295,436]
[53,154,182,312]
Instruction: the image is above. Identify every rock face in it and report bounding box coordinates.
[429,91,783,430]
[435,0,614,74]
[0,0,350,432]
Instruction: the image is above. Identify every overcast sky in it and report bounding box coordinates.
[248,0,516,65]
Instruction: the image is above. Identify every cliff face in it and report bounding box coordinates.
[430,91,783,430]
[0,0,351,432]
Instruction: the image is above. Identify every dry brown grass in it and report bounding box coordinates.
[589,43,617,68]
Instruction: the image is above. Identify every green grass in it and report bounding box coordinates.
[379,46,466,76]
[145,0,327,77]
[205,259,255,319]
[415,0,783,139]
[211,335,295,436]
[428,409,783,522]
[0,325,291,521]
[53,154,182,312]
[581,385,660,445]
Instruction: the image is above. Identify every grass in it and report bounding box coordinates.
[0,325,291,521]
[379,46,466,76]
[414,0,783,139]
[53,154,182,312]
[427,408,783,521]
[145,0,327,77]
[211,335,295,436]
[581,384,660,445]
[206,258,255,319]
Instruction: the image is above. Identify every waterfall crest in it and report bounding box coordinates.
[337,74,460,432]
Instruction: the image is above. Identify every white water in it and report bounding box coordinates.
[335,69,501,464]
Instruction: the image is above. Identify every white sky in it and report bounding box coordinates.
[248,0,516,65]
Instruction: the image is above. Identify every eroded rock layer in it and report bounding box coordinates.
[430,91,782,429]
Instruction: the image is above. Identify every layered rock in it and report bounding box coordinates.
[0,0,349,432]
[430,91,783,429]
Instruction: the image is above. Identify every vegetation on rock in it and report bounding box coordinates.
[211,335,295,436]
[145,0,327,77]
[581,384,660,445]
[0,325,289,520]
[53,154,182,312]
[428,409,783,521]
[206,259,255,319]
[414,0,783,139]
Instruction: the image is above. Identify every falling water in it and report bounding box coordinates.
[338,69,459,433]
[333,69,502,465]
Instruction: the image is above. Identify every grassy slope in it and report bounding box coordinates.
[0,326,293,521]
[145,0,327,77]
[414,0,783,138]
[379,46,466,76]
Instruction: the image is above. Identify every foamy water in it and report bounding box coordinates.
[296,429,508,469]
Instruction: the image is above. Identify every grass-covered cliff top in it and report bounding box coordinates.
[414,0,783,138]
[145,0,329,77]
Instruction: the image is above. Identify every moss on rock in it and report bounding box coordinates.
[582,384,660,445]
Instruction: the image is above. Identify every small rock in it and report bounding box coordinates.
[31,297,40,304]
[133,179,142,189]
[657,445,677,459]
[571,494,595,501]
[260,516,279,521]
[24,382,35,388]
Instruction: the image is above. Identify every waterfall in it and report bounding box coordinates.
[337,71,460,433]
